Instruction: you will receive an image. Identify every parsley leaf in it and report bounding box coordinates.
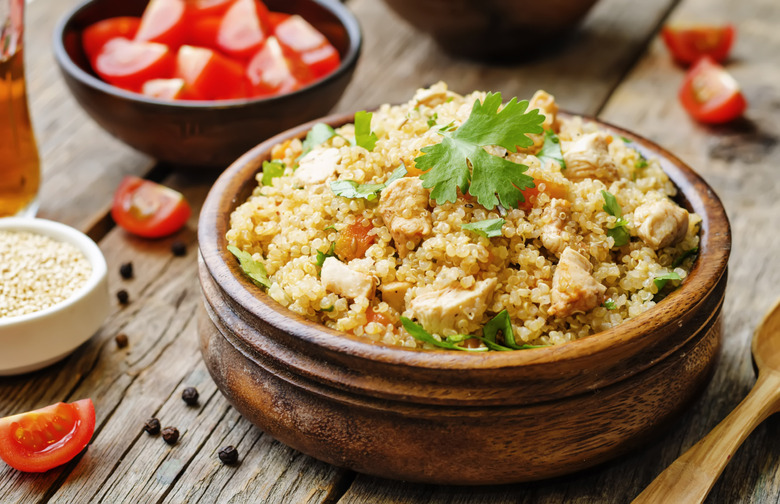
[415,92,545,210]
[601,190,630,247]
[227,245,271,289]
[603,299,617,310]
[354,110,378,151]
[315,242,336,269]
[462,218,505,238]
[672,247,698,268]
[536,130,566,169]
[261,160,286,187]
[330,163,407,201]
[654,272,681,290]
[301,123,337,157]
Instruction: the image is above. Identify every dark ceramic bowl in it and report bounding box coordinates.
[197,112,730,484]
[52,0,361,168]
[380,0,599,60]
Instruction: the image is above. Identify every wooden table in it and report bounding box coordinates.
[2,0,778,502]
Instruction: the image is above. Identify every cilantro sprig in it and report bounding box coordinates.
[227,245,271,289]
[537,130,566,170]
[415,92,545,210]
[330,163,407,201]
[462,218,505,238]
[300,123,338,158]
[601,190,630,247]
[261,160,285,187]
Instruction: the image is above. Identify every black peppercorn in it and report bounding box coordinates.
[143,418,161,435]
[115,333,129,349]
[218,445,239,465]
[181,387,199,406]
[161,426,180,445]
[119,261,134,279]
[116,289,129,305]
[171,241,186,257]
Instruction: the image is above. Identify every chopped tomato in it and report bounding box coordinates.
[175,45,246,99]
[275,15,340,78]
[142,78,197,100]
[662,24,735,65]
[245,36,312,97]
[135,0,188,47]
[0,399,95,473]
[94,38,175,92]
[267,11,291,29]
[217,0,271,60]
[185,15,222,50]
[82,16,141,64]
[335,220,375,261]
[111,176,191,238]
[519,178,568,212]
[185,0,236,18]
[679,56,747,124]
[299,44,340,79]
[366,307,394,326]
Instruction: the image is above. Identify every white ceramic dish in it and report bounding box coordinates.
[0,218,109,375]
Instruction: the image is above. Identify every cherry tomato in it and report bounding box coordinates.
[267,11,291,29]
[94,38,175,92]
[135,0,188,47]
[275,15,340,78]
[175,45,247,99]
[679,56,747,124]
[0,399,95,473]
[82,16,141,64]
[111,176,191,238]
[217,0,271,60]
[185,15,222,50]
[662,24,735,65]
[245,36,312,97]
[141,78,197,100]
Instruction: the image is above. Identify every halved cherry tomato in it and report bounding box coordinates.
[217,0,271,60]
[142,78,198,100]
[662,24,735,65]
[175,45,246,99]
[335,220,375,261]
[94,38,175,92]
[519,178,568,212]
[245,36,312,96]
[275,15,340,78]
[82,16,141,64]
[0,399,95,473]
[679,56,747,124]
[111,176,191,238]
[135,0,188,47]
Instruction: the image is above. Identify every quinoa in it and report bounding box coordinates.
[0,230,92,318]
[227,83,700,350]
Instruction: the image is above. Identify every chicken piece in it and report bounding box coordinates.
[529,90,558,131]
[634,199,689,249]
[549,247,606,318]
[379,177,432,257]
[321,257,374,299]
[562,132,618,181]
[414,82,457,107]
[379,281,411,313]
[540,199,571,257]
[408,278,497,335]
[295,147,340,185]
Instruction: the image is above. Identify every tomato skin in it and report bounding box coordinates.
[111,176,192,238]
[175,45,247,100]
[82,16,141,64]
[185,15,222,50]
[0,399,95,473]
[141,77,198,100]
[275,15,340,78]
[217,0,271,60]
[185,0,236,18]
[135,0,188,47]
[94,38,175,92]
[662,24,735,65]
[245,36,312,97]
[679,56,747,124]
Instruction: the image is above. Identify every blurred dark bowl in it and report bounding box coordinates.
[53,0,362,168]
[380,0,598,60]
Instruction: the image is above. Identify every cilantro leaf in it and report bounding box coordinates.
[462,218,505,238]
[654,272,681,290]
[354,111,378,151]
[401,317,480,351]
[601,190,622,217]
[672,247,699,268]
[316,242,336,269]
[536,130,566,169]
[601,190,630,247]
[330,163,407,201]
[415,92,544,210]
[635,153,648,169]
[261,160,285,187]
[482,310,541,350]
[301,123,337,157]
[426,112,438,128]
[602,299,617,310]
[227,245,271,289]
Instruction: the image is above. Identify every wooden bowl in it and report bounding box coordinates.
[52,0,361,168]
[197,112,731,484]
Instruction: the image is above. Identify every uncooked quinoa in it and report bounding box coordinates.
[0,231,92,318]
[226,83,700,350]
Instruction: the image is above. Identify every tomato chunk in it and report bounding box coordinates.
[111,176,192,238]
[245,36,312,97]
[82,16,141,64]
[185,0,236,18]
[185,15,222,50]
[275,15,340,78]
[679,56,747,124]
[519,178,568,212]
[142,78,197,100]
[662,24,735,65]
[175,45,247,99]
[94,38,175,92]
[135,0,188,47]
[335,220,376,261]
[217,0,271,60]
[0,399,95,473]
[366,306,394,326]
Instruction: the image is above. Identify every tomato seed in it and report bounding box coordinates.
[143,418,161,435]
[218,445,239,465]
[161,426,180,445]
[181,387,199,406]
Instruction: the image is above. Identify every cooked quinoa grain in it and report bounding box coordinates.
[227,83,700,350]
[0,231,92,318]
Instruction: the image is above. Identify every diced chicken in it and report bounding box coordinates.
[562,132,618,181]
[540,199,571,257]
[529,90,558,131]
[634,199,689,249]
[321,257,374,299]
[379,177,432,257]
[549,247,606,318]
[294,147,341,185]
[379,281,411,312]
[408,278,497,335]
[414,81,457,107]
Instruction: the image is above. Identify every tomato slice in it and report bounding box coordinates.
[82,16,141,64]
[94,38,175,92]
[662,24,735,65]
[274,15,340,78]
[679,56,747,124]
[175,45,247,100]
[135,0,188,48]
[141,77,198,100]
[246,36,312,97]
[217,0,271,60]
[111,176,192,238]
[0,399,95,473]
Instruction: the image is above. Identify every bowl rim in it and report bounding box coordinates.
[199,110,731,371]
[0,217,108,329]
[52,0,363,109]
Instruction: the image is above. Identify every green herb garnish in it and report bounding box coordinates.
[635,153,648,169]
[461,218,505,238]
[330,163,407,201]
[601,190,630,247]
[620,136,632,143]
[315,242,336,269]
[672,247,699,268]
[537,130,566,170]
[654,272,681,290]
[426,112,438,128]
[301,123,337,158]
[354,110,378,151]
[482,309,541,349]
[261,160,285,187]
[227,245,271,288]
[319,305,335,312]
[415,92,545,210]
[401,317,482,351]
[603,299,617,310]
[323,224,336,231]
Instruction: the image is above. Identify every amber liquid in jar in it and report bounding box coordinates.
[0,47,40,217]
